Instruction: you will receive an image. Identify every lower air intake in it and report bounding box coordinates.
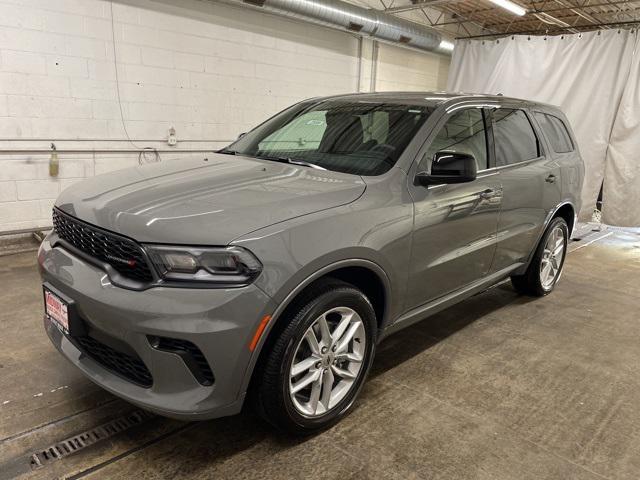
[74,335,153,388]
[150,336,215,386]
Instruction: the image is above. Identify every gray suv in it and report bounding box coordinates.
[39,92,584,434]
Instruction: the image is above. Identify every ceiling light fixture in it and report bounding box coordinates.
[439,40,455,51]
[489,0,526,16]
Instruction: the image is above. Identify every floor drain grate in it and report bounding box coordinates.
[29,409,155,469]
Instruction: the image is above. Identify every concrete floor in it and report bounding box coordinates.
[1,229,639,479]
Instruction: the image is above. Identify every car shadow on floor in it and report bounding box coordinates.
[185,283,536,448]
[368,283,533,379]
[55,282,538,477]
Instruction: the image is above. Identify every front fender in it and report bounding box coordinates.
[231,179,414,399]
[235,256,392,398]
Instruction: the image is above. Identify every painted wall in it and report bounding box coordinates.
[0,0,450,232]
[376,42,450,92]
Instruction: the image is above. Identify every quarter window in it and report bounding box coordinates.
[492,109,540,166]
[422,108,488,171]
[534,112,574,153]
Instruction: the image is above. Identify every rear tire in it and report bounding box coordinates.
[511,217,568,296]
[254,278,377,435]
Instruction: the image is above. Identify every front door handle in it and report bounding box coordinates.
[545,174,557,183]
[479,188,495,199]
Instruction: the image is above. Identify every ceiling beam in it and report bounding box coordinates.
[384,0,466,14]
[481,4,640,29]
[438,3,498,34]
[552,0,603,26]
[532,0,638,14]
[457,17,640,38]
[381,0,640,37]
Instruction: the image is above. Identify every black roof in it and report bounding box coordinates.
[312,91,559,111]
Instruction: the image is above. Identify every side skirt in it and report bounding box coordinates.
[380,264,523,340]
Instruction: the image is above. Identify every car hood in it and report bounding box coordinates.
[55,154,366,245]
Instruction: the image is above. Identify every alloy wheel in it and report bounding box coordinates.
[540,225,566,290]
[288,306,366,417]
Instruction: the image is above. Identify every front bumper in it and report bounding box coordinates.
[38,236,276,420]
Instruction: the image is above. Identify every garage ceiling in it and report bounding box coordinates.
[352,0,640,39]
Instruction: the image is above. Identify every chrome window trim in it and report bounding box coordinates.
[479,155,545,173]
[476,170,499,178]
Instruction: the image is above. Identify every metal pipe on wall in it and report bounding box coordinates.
[221,0,449,54]
[0,149,219,155]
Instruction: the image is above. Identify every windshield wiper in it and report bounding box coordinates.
[286,158,326,170]
[257,155,326,170]
[217,148,238,155]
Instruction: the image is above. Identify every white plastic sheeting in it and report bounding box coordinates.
[603,34,640,227]
[447,30,640,226]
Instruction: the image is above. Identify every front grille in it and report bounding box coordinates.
[152,337,215,386]
[74,335,153,388]
[52,208,153,282]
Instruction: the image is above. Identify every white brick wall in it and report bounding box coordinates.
[376,43,450,92]
[0,0,450,232]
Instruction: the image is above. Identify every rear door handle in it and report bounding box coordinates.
[545,174,557,183]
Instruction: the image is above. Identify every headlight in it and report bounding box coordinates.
[145,245,262,286]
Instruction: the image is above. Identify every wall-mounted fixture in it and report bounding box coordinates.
[168,127,177,146]
[49,143,59,177]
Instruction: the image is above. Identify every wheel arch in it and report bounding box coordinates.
[240,258,392,397]
[514,200,576,276]
[552,202,576,236]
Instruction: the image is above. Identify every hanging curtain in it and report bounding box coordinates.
[603,33,640,227]
[447,30,636,225]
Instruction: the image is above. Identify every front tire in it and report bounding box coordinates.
[255,279,377,435]
[511,217,568,296]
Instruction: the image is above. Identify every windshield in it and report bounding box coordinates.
[226,99,434,176]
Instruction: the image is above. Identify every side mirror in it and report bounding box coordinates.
[416,151,477,186]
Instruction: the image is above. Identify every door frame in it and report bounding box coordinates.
[403,103,504,312]
[484,105,549,171]
[406,101,502,180]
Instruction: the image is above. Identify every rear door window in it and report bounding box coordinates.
[492,109,540,166]
[534,112,574,153]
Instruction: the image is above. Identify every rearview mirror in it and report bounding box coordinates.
[416,151,477,186]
